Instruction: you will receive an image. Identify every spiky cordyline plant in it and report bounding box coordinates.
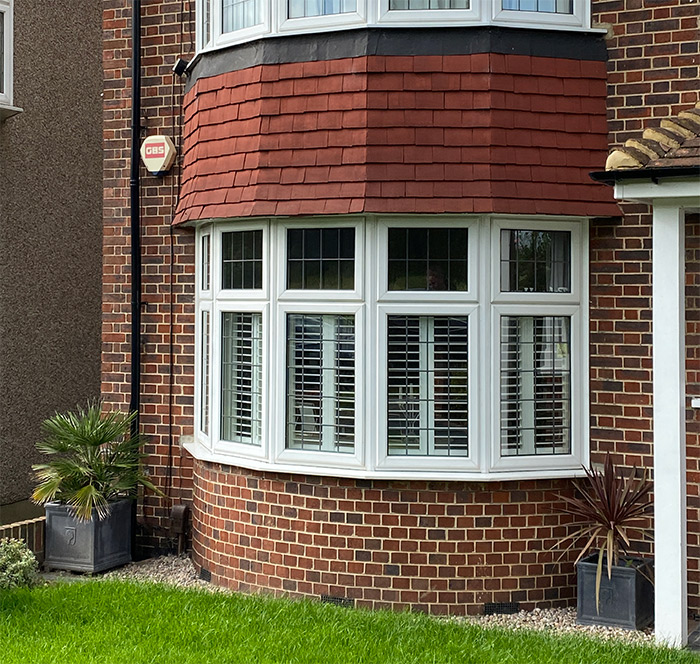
[554,454,652,613]
[32,404,162,522]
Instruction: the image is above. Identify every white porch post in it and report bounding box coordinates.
[652,202,688,647]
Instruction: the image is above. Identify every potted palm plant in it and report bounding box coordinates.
[554,454,653,630]
[32,403,162,573]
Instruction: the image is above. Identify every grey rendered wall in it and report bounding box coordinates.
[0,1,102,508]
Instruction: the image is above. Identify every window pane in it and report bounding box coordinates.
[222,230,263,290]
[200,311,210,436]
[501,0,573,13]
[500,316,571,456]
[201,235,210,290]
[286,228,355,290]
[0,12,4,95]
[389,0,469,8]
[201,0,211,45]
[221,313,263,445]
[286,314,355,453]
[223,0,262,31]
[500,229,570,293]
[388,315,469,456]
[388,228,468,291]
[289,0,357,18]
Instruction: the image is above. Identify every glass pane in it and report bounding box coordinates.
[223,0,262,31]
[500,316,571,457]
[501,0,572,13]
[500,229,570,293]
[286,228,355,290]
[222,230,263,290]
[286,314,355,453]
[0,12,5,95]
[200,311,210,436]
[388,228,468,292]
[201,235,210,291]
[221,313,263,445]
[389,0,469,8]
[288,0,356,17]
[387,315,469,456]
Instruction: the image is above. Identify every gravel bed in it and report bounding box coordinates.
[104,555,655,646]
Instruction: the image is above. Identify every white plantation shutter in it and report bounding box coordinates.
[500,315,571,456]
[286,314,355,453]
[221,312,263,445]
[387,315,469,456]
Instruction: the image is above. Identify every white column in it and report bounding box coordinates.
[652,202,688,647]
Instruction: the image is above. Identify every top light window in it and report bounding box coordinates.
[502,0,573,13]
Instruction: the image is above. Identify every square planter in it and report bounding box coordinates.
[576,554,653,630]
[44,499,132,573]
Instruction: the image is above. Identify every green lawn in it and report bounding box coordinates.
[0,580,696,664]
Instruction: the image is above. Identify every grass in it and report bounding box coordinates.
[0,580,697,664]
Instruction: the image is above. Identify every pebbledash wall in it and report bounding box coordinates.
[102,0,700,614]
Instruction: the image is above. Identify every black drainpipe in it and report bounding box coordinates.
[129,0,142,438]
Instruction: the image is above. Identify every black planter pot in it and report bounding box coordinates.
[576,554,653,630]
[44,499,132,573]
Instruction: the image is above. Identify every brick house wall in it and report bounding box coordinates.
[589,0,700,613]
[102,0,700,612]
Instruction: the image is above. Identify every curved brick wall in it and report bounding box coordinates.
[191,459,578,614]
[175,51,619,224]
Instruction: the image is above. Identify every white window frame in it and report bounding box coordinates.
[196,0,592,51]
[190,214,589,481]
[0,0,13,108]
[491,0,589,30]
[375,302,480,472]
[273,301,366,470]
[489,217,588,472]
[377,0,481,27]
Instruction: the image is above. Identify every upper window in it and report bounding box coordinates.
[0,0,12,107]
[194,215,587,480]
[197,0,590,50]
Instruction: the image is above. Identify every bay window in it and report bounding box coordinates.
[193,215,587,480]
[196,0,590,50]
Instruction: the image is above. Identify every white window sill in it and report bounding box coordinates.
[183,437,588,482]
[0,104,23,121]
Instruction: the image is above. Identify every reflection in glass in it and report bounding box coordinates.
[287,228,355,290]
[500,316,571,456]
[388,228,468,291]
[222,230,263,289]
[500,229,570,293]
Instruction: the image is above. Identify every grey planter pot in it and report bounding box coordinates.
[576,554,653,630]
[44,499,132,573]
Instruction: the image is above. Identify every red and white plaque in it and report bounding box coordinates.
[140,135,177,175]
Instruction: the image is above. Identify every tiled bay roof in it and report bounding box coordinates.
[605,102,700,171]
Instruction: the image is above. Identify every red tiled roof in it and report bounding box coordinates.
[174,53,619,224]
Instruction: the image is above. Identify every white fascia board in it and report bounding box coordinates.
[613,177,700,207]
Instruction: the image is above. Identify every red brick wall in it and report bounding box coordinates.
[590,0,700,611]
[175,54,617,223]
[192,460,578,614]
[101,0,700,610]
[103,0,197,553]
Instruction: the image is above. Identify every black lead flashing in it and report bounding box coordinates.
[187,25,608,90]
[590,165,700,187]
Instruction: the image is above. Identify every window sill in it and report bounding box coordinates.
[0,104,23,121]
[183,437,588,482]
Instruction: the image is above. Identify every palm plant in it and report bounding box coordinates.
[32,403,162,522]
[553,454,653,612]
